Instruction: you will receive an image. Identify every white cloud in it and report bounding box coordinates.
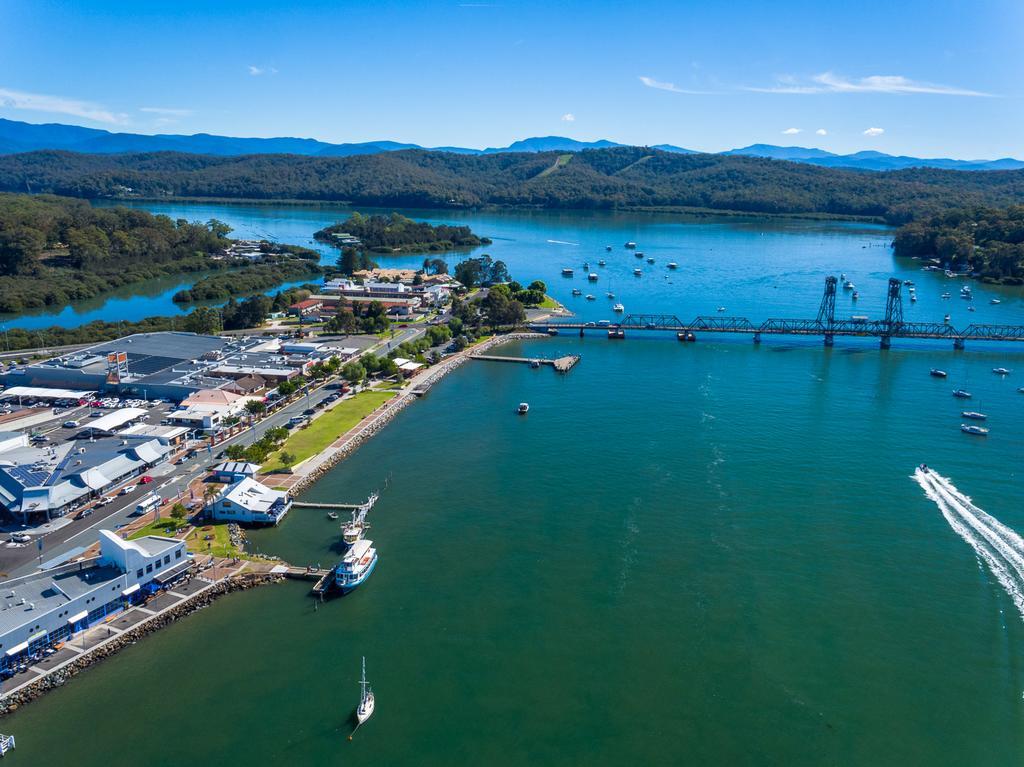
[638,75,713,95]
[815,128,828,136]
[248,65,278,76]
[139,107,193,117]
[561,113,575,122]
[0,86,126,124]
[748,72,992,97]
[781,127,802,135]
[863,127,885,136]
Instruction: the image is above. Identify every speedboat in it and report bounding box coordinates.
[961,424,989,436]
[717,306,726,312]
[993,367,1011,375]
[588,272,599,281]
[561,268,574,276]
[585,294,596,300]
[961,411,987,420]
[598,259,606,266]
[613,303,624,312]
[625,241,637,249]
[633,268,642,276]
[331,539,378,593]
[930,369,947,378]
[327,511,339,520]
[518,402,529,414]
[571,288,582,296]
[667,262,678,269]
[991,298,1001,304]
[952,389,972,398]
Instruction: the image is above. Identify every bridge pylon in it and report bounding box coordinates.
[881,277,903,348]
[817,276,836,346]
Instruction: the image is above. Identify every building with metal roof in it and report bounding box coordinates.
[0,437,171,522]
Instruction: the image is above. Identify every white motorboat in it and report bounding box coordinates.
[598,259,606,266]
[843,280,854,290]
[646,257,654,264]
[518,402,529,414]
[633,268,642,276]
[717,306,726,312]
[625,241,637,249]
[991,298,1001,304]
[961,424,989,436]
[961,411,987,421]
[561,268,574,276]
[571,288,582,296]
[993,367,1011,375]
[667,262,678,269]
[585,294,596,300]
[588,272,599,281]
[613,303,624,312]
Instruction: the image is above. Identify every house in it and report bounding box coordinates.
[118,424,190,448]
[210,461,260,483]
[222,374,267,396]
[0,531,191,674]
[211,477,291,525]
[288,299,324,318]
[168,388,252,433]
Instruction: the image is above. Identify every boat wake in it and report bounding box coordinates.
[546,239,579,246]
[913,467,1024,621]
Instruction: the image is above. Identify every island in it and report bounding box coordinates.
[314,212,491,254]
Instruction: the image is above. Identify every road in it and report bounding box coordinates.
[0,325,431,578]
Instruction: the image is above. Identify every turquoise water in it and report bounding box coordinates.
[4,204,1024,765]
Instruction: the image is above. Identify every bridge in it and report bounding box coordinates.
[533,277,1024,349]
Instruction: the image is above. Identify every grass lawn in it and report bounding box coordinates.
[186,521,238,558]
[129,518,187,539]
[262,390,396,473]
[537,294,561,309]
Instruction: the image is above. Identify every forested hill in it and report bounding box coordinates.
[3,147,1024,224]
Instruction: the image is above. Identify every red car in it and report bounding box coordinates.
[139,475,154,484]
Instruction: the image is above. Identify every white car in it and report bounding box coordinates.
[119,485,137,495]
[10,533,30,544]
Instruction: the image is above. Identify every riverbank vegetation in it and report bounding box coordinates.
[893,205,1024,284]
[0,193,236,312]
[5,148,1024,224]
[172,258,322,302]
[315,212,489,253]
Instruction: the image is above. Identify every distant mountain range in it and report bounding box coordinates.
[0,118,1020,172]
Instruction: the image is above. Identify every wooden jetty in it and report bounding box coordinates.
[470,353,581,373]
[292,501,363,510]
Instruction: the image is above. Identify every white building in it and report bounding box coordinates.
[0,531,189,671]
[211,478,291,525]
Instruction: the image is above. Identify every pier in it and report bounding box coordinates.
[470,353,581,372]
[292,501,364,510]
[535,277,1024,350]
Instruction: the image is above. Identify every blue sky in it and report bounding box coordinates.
[1,0,1022,158]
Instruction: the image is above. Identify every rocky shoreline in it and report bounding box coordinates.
[288,332,546,494]
[0,573,283,717]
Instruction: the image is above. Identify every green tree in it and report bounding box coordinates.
[245,400,267,416]
[170,502,187,523]
[183,306,221,335]
[0,226,44,276]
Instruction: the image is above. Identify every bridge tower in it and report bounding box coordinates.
[880,277,903,349]
[817,276,837,346]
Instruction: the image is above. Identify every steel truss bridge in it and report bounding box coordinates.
[533,277,1024,349]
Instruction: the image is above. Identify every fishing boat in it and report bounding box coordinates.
[953,389,972,398]
[352,656,375,736]
[993,367,1011,375]
[625,241,637,249]
[518,402,530,414]
[331,539,378,593]
[571,288,582,296]
[613,303,624,312]
[667,262,678,269]
[588,272,599,281]
[561,268,574,276]
[342,493,378,546]
[633,268,642,276]
[961,411,987,420]
[960,424,989,436]
[930,369,947,378]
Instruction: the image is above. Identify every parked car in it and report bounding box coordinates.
[139,475,154,484]
[303,408,316,416]
[74,509,93,520]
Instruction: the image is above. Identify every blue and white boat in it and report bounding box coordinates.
[332,539,378,593]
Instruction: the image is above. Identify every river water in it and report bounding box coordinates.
[4,202,1024,765]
